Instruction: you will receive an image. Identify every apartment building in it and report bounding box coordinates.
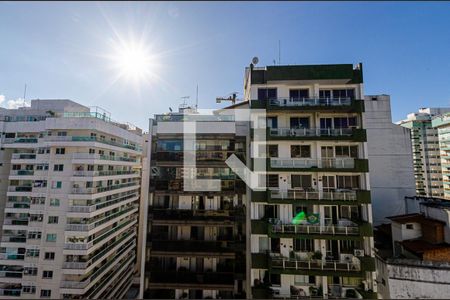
[398,108,450,198]
[143,106,247,299]
[244,64,377,299]
[0,100,143,299]
[431,113,450,200]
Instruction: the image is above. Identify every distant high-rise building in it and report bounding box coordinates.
[399,108,450,198]
[431,112,450,200]
[0,100,143,299]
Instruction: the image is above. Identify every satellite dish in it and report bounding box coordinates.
[252,57,259,65]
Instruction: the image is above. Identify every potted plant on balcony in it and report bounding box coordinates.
[311,251,323,266]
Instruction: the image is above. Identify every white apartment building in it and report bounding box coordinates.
[398,108,450,198]
[245,64,377,299]
[0,100,143,299]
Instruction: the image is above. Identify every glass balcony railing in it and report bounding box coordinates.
[11,153,36,160]
[2,138,38,144]
[0,288,21,297]
[9,170,34,176]
[72,153,138,162]
[270,256,360,272]
[68,193,138,213]
[71,182,139,194]
[65,206,137,231]
[72,170,138,177]
[45,136,141,152]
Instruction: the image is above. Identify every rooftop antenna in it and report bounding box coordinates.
[196,84,199,111]
[278,40,281,65]
[216,92,239,105]
[23,84,27,107]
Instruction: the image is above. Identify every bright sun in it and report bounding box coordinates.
[112,41,157,82]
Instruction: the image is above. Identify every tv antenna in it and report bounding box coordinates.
[23,84,27,107]
[180,96,190,109]
[216,92,240,105]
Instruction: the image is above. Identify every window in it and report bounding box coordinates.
[267,174,279,188]
[294,239,314,252]
[257,88,277,100]
[335,146,358,158]
[27,231,42,239]
[40,290,51,298]
[89,148,95,154]
[270,274,281,286]
[268,145,278,158]
[55,148,65,155]
[294,275,315,285]
[291,145,311,158]
[22,286,36,294]
[26,249,40,257]
[53,164,64,171]
[290,117,310,129]
[36,164,49,170]
[24,267,38,276]
[57,131,67,136]
[46,234,57,242]
[334,117,358,129]
[332,89,355,99]
[336,175,360,189]
[289,89,309,100]
[51,181,62,189]
[291,175,312,189]
[49,199,60,206]
[406,224,414,230]
[48,216,58,224]
[42,270,53,279]
[30,214,43,222]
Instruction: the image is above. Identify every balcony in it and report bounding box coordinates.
[2,138,38,144]
[0,253,24,260]
[9,170,34,176]
[146,271,235,290]
[268,158,368,173]
[72,153,138,163]
[11,153,36,160]
[250,98,364,112]
[0,288,21,297]
[148,240,237,257]
[71,182,139,194]
[72,170,138,177]
[3,219,28,226]
[263,127,366,142]
[65,206,137,231]
[269,223,360,238]
[154,179,245,194]
[263,189,371,204]
[150,208,244,223]
[270,257,361,275]
[45,136,141,152]
[0,236,26,243]
[7,186,32,192]
[68,194,138,213]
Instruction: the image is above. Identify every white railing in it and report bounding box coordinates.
[64,241,94,250]
[270,189,357,201]
[72,153,137,162]
[11,153,36,159]
[62,261,89,269]
[271,257,360,271]
[270,224,359,235]
[269,127,354,137]
[269,97,352,107]
[270,158,355,169]
[72,170,138,177]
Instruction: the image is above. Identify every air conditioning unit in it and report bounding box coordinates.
[354,249,365,257]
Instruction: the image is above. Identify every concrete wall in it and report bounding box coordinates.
[363,95,416,225]
[376,257,450,299]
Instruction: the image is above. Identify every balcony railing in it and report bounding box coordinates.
[72,170,138,177]
[269,97,352,107]
[8,186,32,192]
[0,288,21,296]
[65,206,137,231]
[270,189,358,201]
[0,236,27,243]
[271,257,360,272]
[3,219,28,226]
[11,153,36,160]
[45,136,141,152]
[71,182,139,194]
[2,138,38,144]
[72,153,137,162]
[270,224,359,236]
[68,194,138,213]
[9,170,34,176]
[0,253,25,260]
[270,158,355,169]
[269,127,354,138]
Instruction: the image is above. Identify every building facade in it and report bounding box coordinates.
[143,107,247,299]
[432,113,450,200]
[245,64,376,299]
[364,96,416,224]
[399,108,450,198]
[0,100,143,299]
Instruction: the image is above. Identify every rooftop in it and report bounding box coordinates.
[387,213,446,226]
[249,63,363,84]
[401,239,450,255]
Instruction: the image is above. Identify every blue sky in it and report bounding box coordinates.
[1,1,450,129]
